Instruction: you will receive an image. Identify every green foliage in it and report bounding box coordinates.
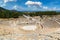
[0,7,60,18]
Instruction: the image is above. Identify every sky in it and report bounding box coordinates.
[0,0,60,11]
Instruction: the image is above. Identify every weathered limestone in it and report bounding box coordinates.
[0,15,60,40]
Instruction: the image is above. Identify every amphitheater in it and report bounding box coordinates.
[0,15,60,40]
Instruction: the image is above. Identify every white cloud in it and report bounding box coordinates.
[25,1,50,11]
[1,4,6,7]
[13,5,17,9]
[42,6,56,11]
[25,1,60,11]
[12,5,25,11]
[4,0,9,3]
[0,1,6,7]
[51,7,60,10]
[49,7,57,11]
[42,7,60,11]
[0,0,17,7]
[25,1,42,7]
[4,0,17,3]
[42,6,48,10]
[52,7,57,10]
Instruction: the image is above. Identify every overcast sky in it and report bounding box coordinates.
[0,0,60,11]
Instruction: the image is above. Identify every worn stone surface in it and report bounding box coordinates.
[0,15,60,40]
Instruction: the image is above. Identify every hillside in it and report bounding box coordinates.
[0,7,60,18]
